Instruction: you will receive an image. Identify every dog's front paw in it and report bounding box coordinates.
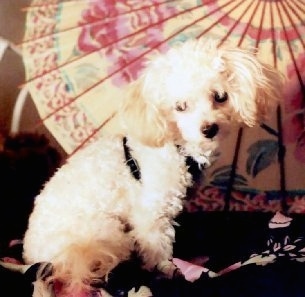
[128,286,152,297]
[196,150,219,169]
[156,260,184,279]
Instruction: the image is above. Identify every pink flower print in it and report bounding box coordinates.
[77,0,176,85]
[283,52,305,163]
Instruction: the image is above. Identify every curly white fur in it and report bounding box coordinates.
[23,38,283,296]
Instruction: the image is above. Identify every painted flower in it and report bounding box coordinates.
[283,52,305,163]
[77,0,176,86]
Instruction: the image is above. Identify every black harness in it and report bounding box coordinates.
[123,137,141,180]
[122,137,202,183]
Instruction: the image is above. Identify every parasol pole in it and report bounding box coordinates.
[276,105,288,213]
[224,127,243,212]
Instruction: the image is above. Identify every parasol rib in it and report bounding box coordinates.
[293,0,305,13]
[197,0,245,40]
[218,0,256,46]
[269,1,277,69]
[237,0,262,47]
[284,0,305,32]
[255,0,267,49]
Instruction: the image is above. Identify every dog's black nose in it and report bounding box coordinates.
[202,123,219,138]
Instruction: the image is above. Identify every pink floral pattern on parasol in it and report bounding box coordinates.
[284,52,305,163]
[77,0,176,85]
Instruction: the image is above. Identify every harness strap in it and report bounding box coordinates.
[123,138,202,183]
[123,137,141,181]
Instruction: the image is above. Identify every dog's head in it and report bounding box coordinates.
[121,38,283,164]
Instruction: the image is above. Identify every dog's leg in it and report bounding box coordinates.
[128,286,153,297]
[155,259,182,278]
[138,231,181,279]
[131,211,181,279]
[128,144,188,278]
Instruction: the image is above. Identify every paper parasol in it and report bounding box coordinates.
[22,0,305,212]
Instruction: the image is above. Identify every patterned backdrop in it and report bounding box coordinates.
[22,0,305,212]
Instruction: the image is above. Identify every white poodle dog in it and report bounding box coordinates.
[22,38,283,295]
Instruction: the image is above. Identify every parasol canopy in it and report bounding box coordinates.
[22,0,305,212]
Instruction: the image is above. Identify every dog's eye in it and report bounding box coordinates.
[175,102,188,112]
[213,91,228,103]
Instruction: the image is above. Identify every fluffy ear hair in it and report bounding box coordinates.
[120,77,168,147]
[222,47,284,126]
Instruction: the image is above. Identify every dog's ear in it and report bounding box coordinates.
[222,47,284,126]
[120,77,168,147]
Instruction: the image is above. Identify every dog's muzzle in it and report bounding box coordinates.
[201,123,219,139]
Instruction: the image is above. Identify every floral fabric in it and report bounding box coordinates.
[2,212,305,297]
